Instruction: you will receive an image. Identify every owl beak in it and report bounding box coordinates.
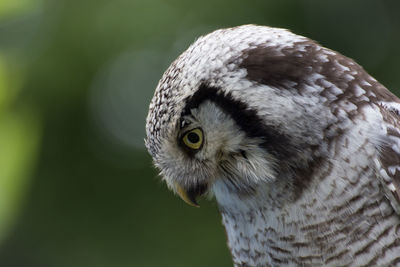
[175,183,200,207]
[174,182,208,207]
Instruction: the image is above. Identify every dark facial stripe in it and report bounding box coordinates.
[182,84,292,160]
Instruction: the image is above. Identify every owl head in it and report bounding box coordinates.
[145,25,374,207]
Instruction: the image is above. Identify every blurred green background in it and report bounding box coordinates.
[0,0,399,266]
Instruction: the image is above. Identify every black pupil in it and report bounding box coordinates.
[187,132,200,143]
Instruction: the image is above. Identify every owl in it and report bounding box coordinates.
[145,25,400,266]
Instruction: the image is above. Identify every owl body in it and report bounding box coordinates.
[145,25,400,266]
[216,123,398,266]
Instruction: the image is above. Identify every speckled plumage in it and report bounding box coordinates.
[145,25,400,266]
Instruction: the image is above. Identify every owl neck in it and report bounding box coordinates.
[212,178,306,265]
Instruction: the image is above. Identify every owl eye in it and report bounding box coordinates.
[182,128,203,150]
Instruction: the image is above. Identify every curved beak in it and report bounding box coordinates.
[175,183,200,207]
[174,182,208,208]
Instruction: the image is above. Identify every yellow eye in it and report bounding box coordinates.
[182,128,203,150]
